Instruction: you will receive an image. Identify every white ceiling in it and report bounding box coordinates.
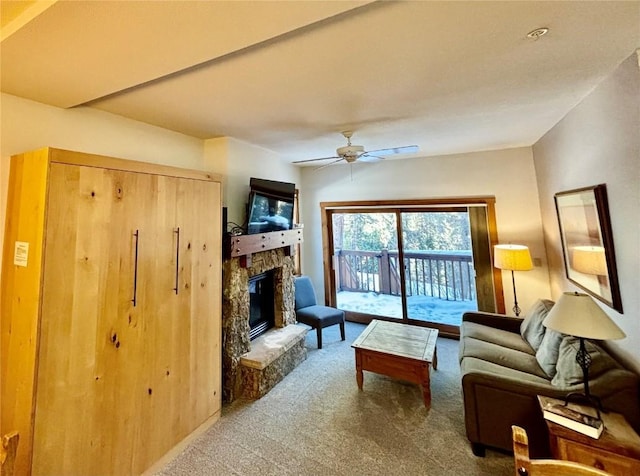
[2,1,639,164]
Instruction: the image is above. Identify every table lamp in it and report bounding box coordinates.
[494,244,533,316]
[543,291,625,412]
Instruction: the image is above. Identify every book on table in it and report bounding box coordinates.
[539,396,604,439]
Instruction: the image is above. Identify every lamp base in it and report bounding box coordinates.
[563,392,604,420]
[564,337,605,419]
[511,270,522,317]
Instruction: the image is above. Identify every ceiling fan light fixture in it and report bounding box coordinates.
[337,144,365,158]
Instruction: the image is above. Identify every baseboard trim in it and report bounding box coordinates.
[141,410,221,475]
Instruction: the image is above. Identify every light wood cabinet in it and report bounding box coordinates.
[1,148,222,475]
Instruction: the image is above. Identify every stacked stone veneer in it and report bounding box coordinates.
[239,325,307,399]
[222,248,306,402]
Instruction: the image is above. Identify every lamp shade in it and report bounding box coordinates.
[543,292,625,340]
[572,246,607,275]
[493,244,533,271]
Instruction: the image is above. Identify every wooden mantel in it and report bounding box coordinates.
[229,228,303,266]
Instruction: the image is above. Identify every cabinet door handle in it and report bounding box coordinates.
[173,227,180,294]
[132,229,139,307]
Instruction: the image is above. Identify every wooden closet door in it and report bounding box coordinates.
[177,178,222,428]
[132,174,181,471]
[133,176,222,472]
[32,164,153,475]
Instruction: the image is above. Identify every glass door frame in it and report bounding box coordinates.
[320,197,505,338]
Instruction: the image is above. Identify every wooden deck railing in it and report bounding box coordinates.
[336,249,476,301]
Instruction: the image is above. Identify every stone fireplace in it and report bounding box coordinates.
[222,245,307,403]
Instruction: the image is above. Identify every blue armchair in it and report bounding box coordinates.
[294,276,345,349]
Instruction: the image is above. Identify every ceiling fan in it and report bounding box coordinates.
[293,131,419,167]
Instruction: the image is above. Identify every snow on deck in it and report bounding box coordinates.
[337,290,477,326]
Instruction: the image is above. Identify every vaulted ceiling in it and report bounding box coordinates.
[2,1,639,163]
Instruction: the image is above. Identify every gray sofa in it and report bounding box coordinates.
[459,299,640,457]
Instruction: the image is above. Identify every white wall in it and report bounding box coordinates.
[0,93,204,168]
[299,146,551,313]
[204,137,301,230]
[532,51,640,372]
[1,93,205,285]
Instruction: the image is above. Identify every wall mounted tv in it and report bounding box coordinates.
[246,177,295,234]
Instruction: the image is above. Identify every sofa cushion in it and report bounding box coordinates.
[461,321,535,355]
[460,337,549,379]
[460,356,552,387]
[551,336,620,388]
[535,328,565,378]
[520,299,555,351]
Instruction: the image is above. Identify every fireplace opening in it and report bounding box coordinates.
[248,271,275,340]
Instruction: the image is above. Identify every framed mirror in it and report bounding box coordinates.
[554,184,623,313]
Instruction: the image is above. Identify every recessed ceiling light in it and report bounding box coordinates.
[527,27,549,40]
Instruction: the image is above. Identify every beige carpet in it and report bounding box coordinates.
[155,321,513,475]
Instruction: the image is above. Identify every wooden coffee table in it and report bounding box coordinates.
[352,319,438,408]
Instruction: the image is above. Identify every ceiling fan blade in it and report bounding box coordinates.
[315,157,345,170]
[363,145,419,157]
[293,155,341,164]
[357,154,385,163]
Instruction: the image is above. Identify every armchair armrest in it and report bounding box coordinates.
[462,311,523,334]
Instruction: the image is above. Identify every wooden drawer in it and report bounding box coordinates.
[558,438,640,475]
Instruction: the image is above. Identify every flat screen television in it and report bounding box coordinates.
[246,178,295,234]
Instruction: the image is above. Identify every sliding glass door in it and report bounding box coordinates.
[323,198,501,336]
[333,212,403,320]
[401,211,478,329]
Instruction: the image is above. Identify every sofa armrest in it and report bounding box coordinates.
[460,367,557,456]
[462,311,523,334]
[460,360,640,455]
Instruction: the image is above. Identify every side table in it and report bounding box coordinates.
[538,395,640,475]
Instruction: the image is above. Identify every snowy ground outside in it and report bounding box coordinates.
[337,290,477,326]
